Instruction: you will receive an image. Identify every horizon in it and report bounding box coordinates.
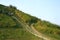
[0,0,60,25]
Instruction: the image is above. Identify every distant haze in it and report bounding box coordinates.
[0,0,60,25]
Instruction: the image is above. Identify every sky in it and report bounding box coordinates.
[0,0,60,25]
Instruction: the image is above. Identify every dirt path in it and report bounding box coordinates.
[11,16,56,40]
[30,25,51,40]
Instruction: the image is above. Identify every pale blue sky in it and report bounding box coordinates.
[0,0,60,25]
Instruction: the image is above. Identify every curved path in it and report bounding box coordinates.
[11,14,56,40]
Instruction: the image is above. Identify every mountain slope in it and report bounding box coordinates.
[0,4,60,40]
[0,4,43,40]
[14,5,60,40]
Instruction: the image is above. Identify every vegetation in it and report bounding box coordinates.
[33,20,60,40]
[0,4,43,40]
[0,4,60,40]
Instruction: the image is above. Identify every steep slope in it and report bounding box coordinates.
[33,18,60,40]
[0,4,60,40]
[14,6,60,40]
[0,4,43,40]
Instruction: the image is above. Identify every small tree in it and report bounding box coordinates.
[9,5,17,10]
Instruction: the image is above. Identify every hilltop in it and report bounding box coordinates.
[0,4,60,40]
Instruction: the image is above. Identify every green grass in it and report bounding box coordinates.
[0,28,43,40]
[33,20,60,40]
[0,14,16,28]
[0,4,60,40]
[0,13,42,40]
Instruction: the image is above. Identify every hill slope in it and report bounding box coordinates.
[0,4,43,40]
[0,4,60,40]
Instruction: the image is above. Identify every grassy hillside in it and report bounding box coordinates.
[0,4,60,40]
[15,9,60,40]
[14,5,60,40]
[33,20,60,39]
[0,4,43,40]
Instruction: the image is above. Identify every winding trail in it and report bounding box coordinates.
[10,14,56,40]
